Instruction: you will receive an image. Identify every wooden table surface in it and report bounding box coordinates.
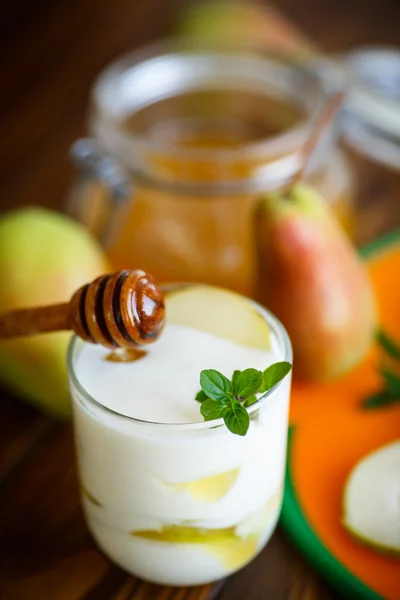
[1,1,400,599]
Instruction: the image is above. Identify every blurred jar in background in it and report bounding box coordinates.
[67,43,355,296]
[174,1,400,245]
[337,47,400,244]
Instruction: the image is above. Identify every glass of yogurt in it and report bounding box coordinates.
[67,284,292,586]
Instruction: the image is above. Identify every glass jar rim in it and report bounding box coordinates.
[67,284,292,432]
[337,46,400,170]
[89,39,328,189]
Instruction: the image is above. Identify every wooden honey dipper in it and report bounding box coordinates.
[0,270,165,349]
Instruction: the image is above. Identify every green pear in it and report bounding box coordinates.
[176,0,314,56]
[342,440,400,555]
[255,183,377,381]
[165,285,271,350]
[0,207,110,418]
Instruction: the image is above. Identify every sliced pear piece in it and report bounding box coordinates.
[205,539,258,570]
[165,285,271,350]
[162,468,240,503]
[342,440,400,556]
[130,495,281,570]
[81,484,102,507]
[132,523,258,570]
[237,486,283,538]
[132,524,236,544]
[131,494,278,545]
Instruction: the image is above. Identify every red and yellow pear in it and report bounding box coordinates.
[255,183,377,381]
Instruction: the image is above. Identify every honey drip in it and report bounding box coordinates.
[105,348,147,363]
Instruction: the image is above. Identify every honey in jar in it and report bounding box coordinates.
[68,43,355,296]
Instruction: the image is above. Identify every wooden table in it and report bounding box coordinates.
[1,1,400,598]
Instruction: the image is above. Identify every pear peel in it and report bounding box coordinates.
[0,207,110,418]
[255,182,377,381]
[165,285,271,351]
[342,440,400,556]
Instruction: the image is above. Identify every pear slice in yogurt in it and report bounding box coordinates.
[163,468,240,503]
[342,440,400,556]
[132,523,258,570]
[80,484,102,507]
[132,524,236,544]
[165,285,271,350]
[237,486,283,538]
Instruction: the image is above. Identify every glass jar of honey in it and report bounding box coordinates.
[68,42,355,296]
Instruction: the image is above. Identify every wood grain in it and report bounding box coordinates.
[1,0,400,599]
[0,394,52,485]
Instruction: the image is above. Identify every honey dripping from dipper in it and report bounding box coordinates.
[70,270,165,363]
[70,270,165,349]
[0,269,165,355]
[105,348,147,363]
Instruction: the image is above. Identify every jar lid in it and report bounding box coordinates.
[338,46,400,170]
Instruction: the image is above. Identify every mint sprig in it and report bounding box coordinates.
[376,331,400,360]
[196,362,292,436]
[224,401,249,436]
[195,390,209,403]
[200,399,228,421]
[199,370,233,402]
[232,368,263,399]
[362,330,400,410]
[260,362,292,393]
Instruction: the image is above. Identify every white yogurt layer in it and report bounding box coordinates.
[75,324,279,423]
[71,323,291,586]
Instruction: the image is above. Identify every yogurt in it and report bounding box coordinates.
[69,316,291,586]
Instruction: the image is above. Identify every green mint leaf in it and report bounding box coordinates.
[200,369,232,402]
[361,390,400,410]
[195,390,209,403]
[377,331,400,361]
[200,399,229,421]
[232,370,241,388]
[243,395,258,408]
[381,370,400,397]
[259,361,292,393]
[232,368,263,399]
[223,401,250,436]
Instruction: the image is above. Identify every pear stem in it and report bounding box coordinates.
[288,92,345,191]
